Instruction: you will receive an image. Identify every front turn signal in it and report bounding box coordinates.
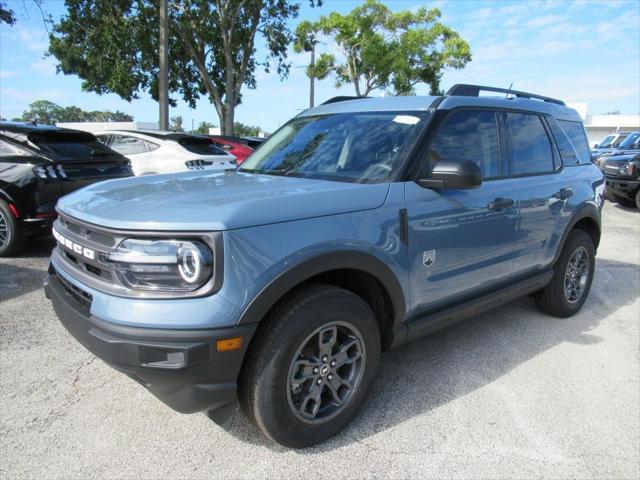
[216,337,243,352]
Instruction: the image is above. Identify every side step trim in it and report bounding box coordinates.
[398,271,553,346]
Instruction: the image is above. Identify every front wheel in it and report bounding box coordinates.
[535,230,595,317]
[635,190,640,210]
[239,284,381,448]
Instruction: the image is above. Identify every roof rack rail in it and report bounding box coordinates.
[321,96,364,105]
[446,84,565,106]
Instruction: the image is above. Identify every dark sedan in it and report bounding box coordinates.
[0,122,132,256]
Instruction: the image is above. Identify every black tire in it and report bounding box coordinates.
[535,229,595,318]
[635,190,640,210]
[0,200,25,257]
[606,189,618,203]
[239,284,381,448]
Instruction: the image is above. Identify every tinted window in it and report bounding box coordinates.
[428,110,500,178]
[558,120,591,164]
[29,131,118,161]
[240,111,430,183]
[179,137,227,156]
[109,135,149,155]
[548,118,580,166]
[617,132,640,150]
[506,113,554,175]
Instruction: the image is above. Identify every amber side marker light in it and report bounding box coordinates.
[216,337,243,352]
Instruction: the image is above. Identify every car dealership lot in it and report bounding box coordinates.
[1,202,638,479]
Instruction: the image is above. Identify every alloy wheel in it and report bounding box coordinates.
[0,209,9,248]
[564,246,590,304]
[287,321,365,424]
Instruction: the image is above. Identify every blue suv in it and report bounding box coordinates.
[45,84,604,447]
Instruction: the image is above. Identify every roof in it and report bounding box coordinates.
[0,121,67,134]
[302,88,582,123]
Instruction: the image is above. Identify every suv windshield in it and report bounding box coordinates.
[596,135,616,148]
[239,111,430,183]
[617,132,640,150]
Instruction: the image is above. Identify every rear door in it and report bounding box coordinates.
[405,108,522,314]
[505,112,568,274]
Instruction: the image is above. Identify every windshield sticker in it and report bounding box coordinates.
[393,115,420,125]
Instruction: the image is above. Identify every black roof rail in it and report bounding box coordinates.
[321,96,364,105]
[446,84,565,106]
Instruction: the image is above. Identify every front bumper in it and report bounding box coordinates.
[44,266,257,415]
[605,175,640,198]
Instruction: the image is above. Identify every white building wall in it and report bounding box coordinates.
[56,121,159,133]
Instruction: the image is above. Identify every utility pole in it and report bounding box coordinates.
[309,40,315,108]
[158,0,169,131]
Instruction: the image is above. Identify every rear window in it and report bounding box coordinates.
[178,137,227,156]
[29,131,119,161]
[557,120,591,164]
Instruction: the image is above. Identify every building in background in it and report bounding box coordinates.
[56,121,159,133]
[568,103,639,146]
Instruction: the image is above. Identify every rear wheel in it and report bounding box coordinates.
[635,190,640,210]
[239,284,380,448]
[535,230,595,317]
[0,200,25,257]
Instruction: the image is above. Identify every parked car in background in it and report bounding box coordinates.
[45,84,604,447]
[0,122,132,256]
[595,131,640,170]
[206,135,254,164]
[602,151,640,209]
[240,136,266,149]
[96,130,237,176]
[591,132,629,161]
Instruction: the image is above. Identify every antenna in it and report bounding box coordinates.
[506,82,514,99]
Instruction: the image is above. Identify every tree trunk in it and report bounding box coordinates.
[221,104,234,136]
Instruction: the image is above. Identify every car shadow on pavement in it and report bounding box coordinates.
[0,264,48,303]
[217,257,640,452]
[14,236,56,259]
[612,203,639,213]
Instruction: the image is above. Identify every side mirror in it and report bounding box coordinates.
[417,159,482,190]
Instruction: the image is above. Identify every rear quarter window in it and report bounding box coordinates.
[29,131,119,161]
[557,120,591,165]
[178,137,228,156]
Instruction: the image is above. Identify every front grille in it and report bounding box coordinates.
[54,213,119,284]
[54,268,93,310]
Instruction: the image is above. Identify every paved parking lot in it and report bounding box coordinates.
[1,202,638,479]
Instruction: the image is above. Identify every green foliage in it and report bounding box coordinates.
[20,100,133,124]
[170,115,185,132]
[49,0,320,135]
[295,0,471,96]
[194,121,217,134]
[233,122,261,136]
[0,2,15,25]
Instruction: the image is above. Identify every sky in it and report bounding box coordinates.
[0,0,639,132]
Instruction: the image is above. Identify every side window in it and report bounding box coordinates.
[108,135,149,155]
[505,113,554,175]
[146,141,160,152]
[0,139,22,156]
[557,120,591,164]
[96,135,111,146]
[428,110,500,178]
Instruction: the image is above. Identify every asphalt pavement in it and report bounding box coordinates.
[1,202,638,479]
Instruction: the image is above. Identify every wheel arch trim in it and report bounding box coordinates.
[235,250,406,327]
[554,202,601,265]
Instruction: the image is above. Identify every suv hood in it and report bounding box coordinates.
[57,171,390,231]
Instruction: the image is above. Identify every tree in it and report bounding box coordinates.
[49,0,320,136]
[170,115,185,132]
[20,100,133,124]
[234,122,261,136]
[296,0,471,96]
[194,121,216,134]
[0,2,15,25]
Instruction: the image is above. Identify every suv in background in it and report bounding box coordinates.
[0,122,132,256]
[96,130,237,175]
[45,85,603,448]
[595,131,640,170]
[591,132,629,161]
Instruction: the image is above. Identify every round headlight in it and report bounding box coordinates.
[178,242,204,284]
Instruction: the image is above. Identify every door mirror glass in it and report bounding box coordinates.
[418,159,482,189]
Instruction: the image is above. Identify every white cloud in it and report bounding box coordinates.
[0,69,18,79]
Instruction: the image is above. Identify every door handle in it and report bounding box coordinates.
[555,187,574,200]
[487,197,514,210]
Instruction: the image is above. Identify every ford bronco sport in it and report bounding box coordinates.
[45,84,604,448]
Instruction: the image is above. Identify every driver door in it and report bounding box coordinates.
[405,109,521,315]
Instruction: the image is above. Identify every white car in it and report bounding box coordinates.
[95,130,237,176]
